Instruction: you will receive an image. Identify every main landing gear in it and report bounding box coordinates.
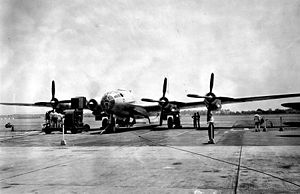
[100,115,137,134]
[167,114,182,129]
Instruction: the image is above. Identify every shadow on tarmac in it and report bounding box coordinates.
[277,135,300,137]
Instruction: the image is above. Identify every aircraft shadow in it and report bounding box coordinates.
[88,125,236,135]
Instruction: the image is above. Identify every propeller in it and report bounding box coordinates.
[141,77,169,125]
[50,80,59,110]
[187,73,218,121]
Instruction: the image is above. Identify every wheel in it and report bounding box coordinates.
[44,127,52,134]
[102,118,108,129]
[84,124,90,132]
[174,116,182,128]
[167,117,173,129]
[71,127,78,134]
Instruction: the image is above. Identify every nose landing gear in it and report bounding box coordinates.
[100,115,116,134]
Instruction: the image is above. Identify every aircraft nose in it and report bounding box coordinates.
[101,94,115,112]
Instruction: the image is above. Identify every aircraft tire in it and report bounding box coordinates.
[71,127,78,134]
[84,124,90,132]
[44,128,52,134]
[167,117,173,129]
[174,116,182,128]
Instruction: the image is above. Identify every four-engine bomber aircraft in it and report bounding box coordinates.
[1,73,300,134]
[86,73,300,133]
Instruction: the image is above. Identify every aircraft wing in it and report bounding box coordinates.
[169,101,206,109]
[281,102,300,110]
[142,101,206,112]
[220,93,300,105]
[0,100,71,108]
[142,93,300,112]
[0,102,52,107]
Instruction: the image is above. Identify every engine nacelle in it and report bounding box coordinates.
[208,99,222,111]
[87,99,99,111]
[165,104,180,114]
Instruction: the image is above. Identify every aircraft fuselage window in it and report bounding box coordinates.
[114,93,123,98]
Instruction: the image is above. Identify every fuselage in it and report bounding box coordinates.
[100,89,137,118]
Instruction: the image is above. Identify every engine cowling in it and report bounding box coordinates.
[87,99,104,120]
[209,99,222,111]
[87,99,98,111]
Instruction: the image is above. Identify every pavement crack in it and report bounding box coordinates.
[134,133,300,189]
[0,159,77,182]
[234,145,243,194]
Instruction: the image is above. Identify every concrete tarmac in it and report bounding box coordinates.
[1,126,300,193]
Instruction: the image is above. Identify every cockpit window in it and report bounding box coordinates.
[114,93,124,98]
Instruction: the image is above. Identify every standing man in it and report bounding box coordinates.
[207,112,215,144]
[254,114,261,132]
[196,112,201,129]
[192,113,197,128]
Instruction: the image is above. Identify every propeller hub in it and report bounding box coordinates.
[50,98,59,109]
[205,92,216,101]
[159,97,169,107]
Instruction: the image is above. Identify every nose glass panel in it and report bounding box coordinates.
[101,94,115,112]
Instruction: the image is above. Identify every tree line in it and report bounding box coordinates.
[181,108,300,115]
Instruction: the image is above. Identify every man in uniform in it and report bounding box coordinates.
[196,112,201,129]
[192,113,197,128]
[207,112,215,144]
[254,114,261,132]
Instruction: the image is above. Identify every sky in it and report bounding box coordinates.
[1,0,300,114]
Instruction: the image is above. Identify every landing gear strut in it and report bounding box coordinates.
[100,115,116,134]
[167,117,173,129]
[167,114,182,129]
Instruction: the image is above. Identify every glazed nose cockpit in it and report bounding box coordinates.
[100,93,115,113]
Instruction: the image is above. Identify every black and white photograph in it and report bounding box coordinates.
[1,0,300,193]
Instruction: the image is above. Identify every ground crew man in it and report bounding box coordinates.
[207,112,215,144]
[192,113,197,128]
[260,116,266,132]
[254,114,261,132]
[196,112,200,129]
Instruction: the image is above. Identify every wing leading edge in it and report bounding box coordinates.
[0,100,71,108]
[142,93,300,113]
[0,102,52,107]
[221,93,300,105]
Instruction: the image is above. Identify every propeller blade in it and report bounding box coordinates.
[51,80,55,100]
[210,73,214,93]
[162,77,167,98]
[187,94,209,98]
[141,98,160,103]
